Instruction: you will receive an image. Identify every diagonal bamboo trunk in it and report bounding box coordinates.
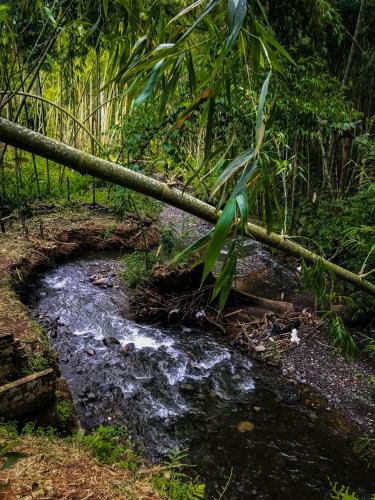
[0,116,374,296]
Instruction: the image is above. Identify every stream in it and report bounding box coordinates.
[31,252,374,499]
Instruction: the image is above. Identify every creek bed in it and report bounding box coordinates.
[31,253,374,499]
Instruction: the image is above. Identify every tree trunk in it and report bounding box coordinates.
[0,117,374,296]
[343,0,367,86]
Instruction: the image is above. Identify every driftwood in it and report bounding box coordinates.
[231,289,294,314]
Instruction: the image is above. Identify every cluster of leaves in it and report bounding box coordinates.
[300,259,358,359]
[120,250,157,288]
[153,450,205,500]
[300,183,375,315]
[82,425,140,471]
[330,480,375,500]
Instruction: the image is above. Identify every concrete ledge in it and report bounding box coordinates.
[0,368,56,418]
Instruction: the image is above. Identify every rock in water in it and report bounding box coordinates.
[102,336,121,347]
[237,421,255,432]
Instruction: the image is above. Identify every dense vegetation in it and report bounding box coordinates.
[0,0,374,353]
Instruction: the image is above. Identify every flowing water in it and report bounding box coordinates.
[31,253,374,499]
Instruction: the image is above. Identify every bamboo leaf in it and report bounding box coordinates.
[102,0,108,17]
[212,148,255,194]
[255,71,271,151]
[233,160,258,197]
[178,0,221,44]
[171,229,214,264]
[211,241,235,296]
[168,0,207,25]
[204,95,215,161]
[159,56,183,117]
[154,43,175,51]
[185,50,196,95]
[44,6,56,26]
[256,22,295,65]
[134,59,164,106]
[202,198,236,282]
[226,0,247,49]
[87,15,101,37]
[219,249,237,308]
[236,188,249,229]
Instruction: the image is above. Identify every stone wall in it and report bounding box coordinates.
[0,332,17,384]
[0,368,56,418]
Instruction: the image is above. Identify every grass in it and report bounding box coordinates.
[0,422,205,499]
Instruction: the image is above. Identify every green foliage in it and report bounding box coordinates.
[82,425,140,471]
[21,422,58,440]
[110,186,162,220]
[0,421,21,471]
[362,335,375,357]
[330,482,360,500]
[324,311,358,359]
[22,355,50,376]
[55,395,74,427]
[353,434,375,469]
[153,450,205,500]
[300,261,358,359]
[300,184,375,315]
[120,251,157,288]
[329,481,375,500]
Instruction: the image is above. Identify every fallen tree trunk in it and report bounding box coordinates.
[0,117,374,296]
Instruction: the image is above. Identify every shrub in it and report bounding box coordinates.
[120,251,156,288]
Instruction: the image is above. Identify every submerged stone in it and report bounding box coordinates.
[237,421,255,432]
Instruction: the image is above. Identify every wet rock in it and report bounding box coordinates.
[102,336,121,347]
[122,342,136,354]
[237,421,255,432]
[254,344,266,352]
[92,277,108,287]
[281,388,300,404]
[181,383,195,392]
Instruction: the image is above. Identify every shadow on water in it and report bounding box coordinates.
[30,253,374,499]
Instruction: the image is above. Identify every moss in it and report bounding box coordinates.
[21,356,51,375]
[55,399,74,426]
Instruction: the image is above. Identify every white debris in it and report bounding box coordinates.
[195,309,206,319]
[296,266,302,273]
[290,328,300,345]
